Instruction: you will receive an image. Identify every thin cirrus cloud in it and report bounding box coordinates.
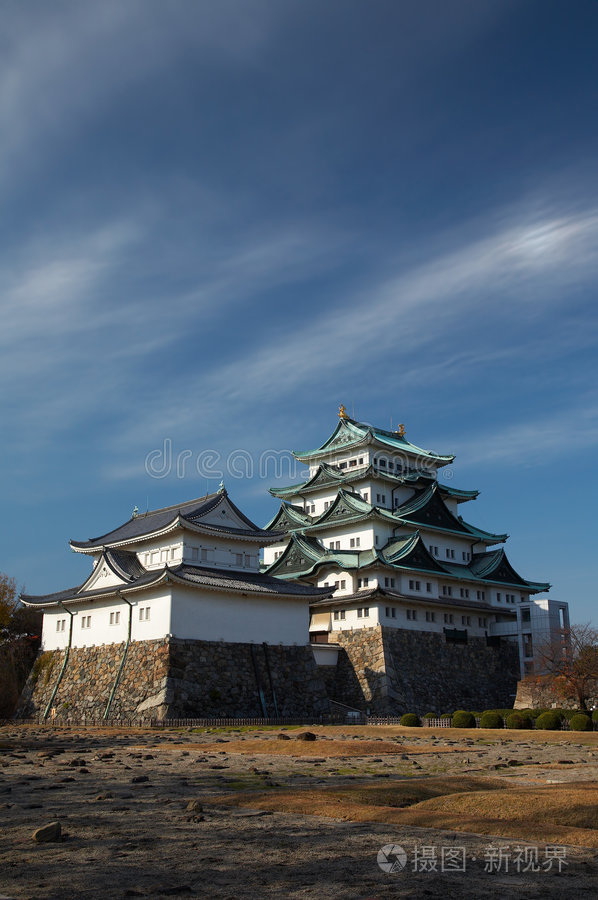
[0,209,351,452]
[148,206,598,415]
[452,401,598,467]
[0,0,281,181]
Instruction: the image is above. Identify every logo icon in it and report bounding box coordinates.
[377,844,408,873]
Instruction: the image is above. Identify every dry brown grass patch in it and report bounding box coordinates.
[218,777,598,848]
[177,739,467,757]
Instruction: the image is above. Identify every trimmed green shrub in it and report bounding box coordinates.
[535,711,562,730]
[452,710,476,728]
[569,714,593,732]
[592,710,598,723]
[423,712,437,719]
[400,713,421,727]
[440,713,452,719]
[521,708,544,719]
[506,713,532,729]
[479,711,504,729]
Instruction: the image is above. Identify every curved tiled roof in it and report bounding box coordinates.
[71,489,278,550]
[293,417,454,465]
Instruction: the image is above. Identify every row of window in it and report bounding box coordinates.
[144,548,178,566]
[429,545,471,562]
[408,580,433,593]
[331,607,491,628]
[333,606,371,620]
[404,610,488,627]
[55,608,151,632]
[338,456,365,469]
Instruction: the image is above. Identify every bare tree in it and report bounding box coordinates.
[537,622,598,711]
[0,572,18,627]
[0,572,42,717]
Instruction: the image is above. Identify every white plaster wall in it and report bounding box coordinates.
[418,534,473,562]
[311,644,339,666]
[316,570,354,594]
[262,541,290,567]
[329,604,380,631]
[326,601,494,635]
[181,535,260,572]
[137,538,182,569]
[169,585,309,645]
[399,574,437,599]
[41,589,172,650]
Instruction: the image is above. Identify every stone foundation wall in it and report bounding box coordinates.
[328,626,520,715]
[514,676,598,710]
[17,638,329,721]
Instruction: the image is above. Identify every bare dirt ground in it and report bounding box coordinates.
[1,723,597,899]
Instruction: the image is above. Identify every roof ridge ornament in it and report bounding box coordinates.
[394,423,406,437]
[338,404,348,419]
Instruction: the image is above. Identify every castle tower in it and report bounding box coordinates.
[262,410,554,712]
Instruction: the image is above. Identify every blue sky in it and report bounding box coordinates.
[2,1,597,620]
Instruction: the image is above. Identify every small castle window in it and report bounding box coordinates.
[109,611,120,626]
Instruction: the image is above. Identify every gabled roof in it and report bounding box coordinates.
[394,483,507,544]
[310,488,397,529]
[71,488,281,552]
[467,550,550,592]
[269,461,476,502]
[264,529,548,593]
[380,531,448,573]
[264,503,312,532]
[293,417,454,466]
[266,484,500,545]
[20,567,168,607]
[20,559,332,608]
[77,548,147,593]
[264,532,379,579]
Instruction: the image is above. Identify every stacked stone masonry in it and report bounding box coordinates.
[321,626,520,715]
[17,628,521,721]
[17,638,330,721]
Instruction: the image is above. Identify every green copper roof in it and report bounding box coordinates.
[269,461,477,501]
[266,484,503,545]
[394,483,507,544]
[264,532,380,579]
[293,417,454,465]
[264,503,312,531]
[264,529,548,592]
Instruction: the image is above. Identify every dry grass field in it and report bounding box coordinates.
[1,723,597,898]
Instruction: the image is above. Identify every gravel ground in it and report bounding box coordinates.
[1,724,597,899]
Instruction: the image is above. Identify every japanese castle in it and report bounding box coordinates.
[263,406,564,675]
[22,487,330,652]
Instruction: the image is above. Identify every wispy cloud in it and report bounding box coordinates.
[122,204,598,442]
[450,399,598,467]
